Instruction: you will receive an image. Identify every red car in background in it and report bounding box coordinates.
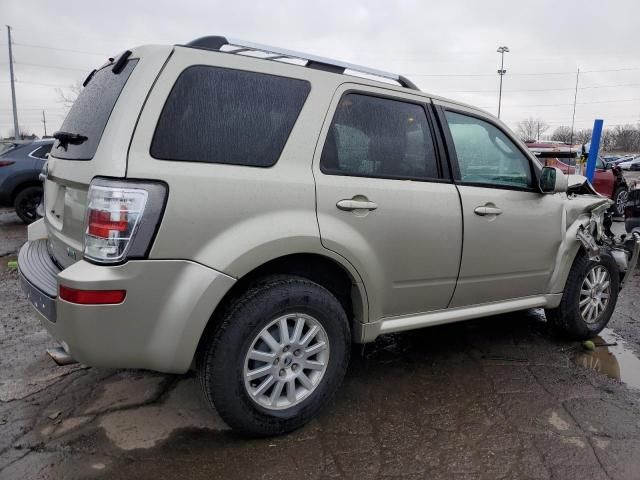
[526,142,629,216]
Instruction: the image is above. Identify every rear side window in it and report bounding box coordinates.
[320,93,439,180]
[30,144,52,159]
[52,60,138,160]
[150,66,311,167]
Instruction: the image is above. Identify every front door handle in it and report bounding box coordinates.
[336,198,378,211]
[474,205,503,216]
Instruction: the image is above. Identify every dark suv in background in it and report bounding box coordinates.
[0,139,53,223]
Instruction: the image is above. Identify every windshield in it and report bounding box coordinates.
[51,59,138,160]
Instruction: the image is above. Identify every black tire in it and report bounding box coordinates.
[610,186,628,217]
[545,250,619,340]
[197,275,351,436]
[14,186,43,224]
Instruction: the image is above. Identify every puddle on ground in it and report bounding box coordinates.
[574,328,640,390]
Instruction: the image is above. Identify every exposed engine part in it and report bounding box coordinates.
[576,226,600,261]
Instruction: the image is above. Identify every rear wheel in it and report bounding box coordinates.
[197,276,351,436]
[545,251,619,340]
[611,186,628,217]
[13,186,43,224]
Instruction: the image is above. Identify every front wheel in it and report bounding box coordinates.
[197,276,351,436]
[610,187,628,217]
[545,251,619,340]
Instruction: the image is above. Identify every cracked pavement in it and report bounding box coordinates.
[1,207,640,480]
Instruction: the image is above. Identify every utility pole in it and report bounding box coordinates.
[569,68,580,149]
[6,25,20,140]
[537,121,540,141]
[41,110,47,137]
[496,45,509,119]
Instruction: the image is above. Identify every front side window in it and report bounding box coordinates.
[445,111,533,189]
[320,93,439,180]
[151,66,310,167]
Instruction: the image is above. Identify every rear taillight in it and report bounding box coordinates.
[0,160,15,167]
[83,179,167,264]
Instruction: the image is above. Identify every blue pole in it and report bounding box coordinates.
[586,119,604,182]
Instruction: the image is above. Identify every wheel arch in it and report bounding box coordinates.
[545,211,590,304]
[194,252,369,364]
[11,179,43,203]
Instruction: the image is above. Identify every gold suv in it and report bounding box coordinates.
[18,35,640,436]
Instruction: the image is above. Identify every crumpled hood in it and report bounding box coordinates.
[567,174,600,196]
[563,175,612,227]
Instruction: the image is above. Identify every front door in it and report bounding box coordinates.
[437,105,565,308]
[313,86,463,321]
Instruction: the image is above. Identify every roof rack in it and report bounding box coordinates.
[184,36,420,91]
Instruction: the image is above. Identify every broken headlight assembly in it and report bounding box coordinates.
[576,204,640,287]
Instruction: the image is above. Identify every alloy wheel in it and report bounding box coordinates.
[243,313,330,410]
[579,265,611,324]
[615,190,628,216]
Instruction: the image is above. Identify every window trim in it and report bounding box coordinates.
[319,90,450,183]
[435,105,542,193]
[149,64,311,169]
[28,144,52,160]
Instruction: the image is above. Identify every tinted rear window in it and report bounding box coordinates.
[51,59,138,160]
[150,66,311,167]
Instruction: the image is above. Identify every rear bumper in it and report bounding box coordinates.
[17,239,236,373]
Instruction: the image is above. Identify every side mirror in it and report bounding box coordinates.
[44,152,50,159]
[540,166,568,193]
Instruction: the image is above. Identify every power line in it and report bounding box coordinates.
[442,82,640,94]
[14,61,89,73]
[13,42,108,57]
[408,67,640,78]
[480,97,640,109]
[15,80,73,88]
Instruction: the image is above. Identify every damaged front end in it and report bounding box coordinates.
[574,197,640,288]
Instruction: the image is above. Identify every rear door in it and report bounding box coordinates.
[43,47,172,268]
[435,103,564,307]
[313,85,463,321]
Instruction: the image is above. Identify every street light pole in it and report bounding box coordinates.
[6,25,20,140]
[496,45,509,119]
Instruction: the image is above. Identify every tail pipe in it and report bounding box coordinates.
[46,345,78,366]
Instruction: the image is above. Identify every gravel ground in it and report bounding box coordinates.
[1,206,640,480]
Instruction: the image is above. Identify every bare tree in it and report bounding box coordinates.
[611,124,640,152]
[516,117,549,141]
[550,126,573,143]
[600,129,614,152]
[574,128,593,146]
[55,81,83,110]
[2,125,38,140]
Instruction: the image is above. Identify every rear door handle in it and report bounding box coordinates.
[474,205,502,216]
[336,199,378,211]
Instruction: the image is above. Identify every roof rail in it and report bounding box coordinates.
[184,36,420,91]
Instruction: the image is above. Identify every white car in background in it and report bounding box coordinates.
[619,156,640,170]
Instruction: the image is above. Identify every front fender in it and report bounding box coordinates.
[546,196,615,303]
[546,209,589,300]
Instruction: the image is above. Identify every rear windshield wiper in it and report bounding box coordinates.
[53,131,88,150]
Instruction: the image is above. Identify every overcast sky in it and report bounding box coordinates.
[2,0,640,138]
